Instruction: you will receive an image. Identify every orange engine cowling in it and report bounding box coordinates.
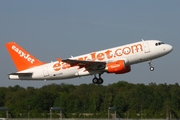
[106,60,131,74]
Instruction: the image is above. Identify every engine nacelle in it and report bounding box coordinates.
[106,60,131,74]
[115,65,131,74]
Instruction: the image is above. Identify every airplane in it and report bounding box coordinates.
[5,39,173,84]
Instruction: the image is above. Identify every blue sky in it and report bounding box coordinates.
[0,0,179,88]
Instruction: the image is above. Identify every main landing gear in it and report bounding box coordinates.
[148,60,154,71]
[92,73,104,85]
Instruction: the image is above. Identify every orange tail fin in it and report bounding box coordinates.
[5,42,45,71]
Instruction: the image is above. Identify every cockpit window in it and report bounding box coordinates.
[155,42,164,46]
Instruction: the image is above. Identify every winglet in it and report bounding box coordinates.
[5,42,45,71]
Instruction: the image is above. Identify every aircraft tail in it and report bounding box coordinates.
[5,42,45,71]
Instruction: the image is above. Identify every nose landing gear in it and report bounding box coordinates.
[92,73,104,84]
[148,60,154,71]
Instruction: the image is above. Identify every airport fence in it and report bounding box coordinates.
[10,118,165,120]
[4,119,110,120]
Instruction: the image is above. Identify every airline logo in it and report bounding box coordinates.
[77,44,143,61]
[12,45,35,64]
[52,44,143,71]
[53,62,70,71]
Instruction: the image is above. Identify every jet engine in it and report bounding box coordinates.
[106,60,131,74]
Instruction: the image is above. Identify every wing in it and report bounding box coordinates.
[62,59,106,70]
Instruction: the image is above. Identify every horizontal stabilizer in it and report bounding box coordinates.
[8,72,33,76]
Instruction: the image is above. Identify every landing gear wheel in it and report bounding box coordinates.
[92,77,98,84]
[150,67,154,71]
[92,73,104,84]
[148,60,154,71]
[98,78,103,84]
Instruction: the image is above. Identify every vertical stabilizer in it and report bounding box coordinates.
[5,42,45,71]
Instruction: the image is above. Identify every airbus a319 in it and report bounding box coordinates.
[5,39,173,84]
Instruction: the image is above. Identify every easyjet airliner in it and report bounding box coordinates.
[5,39,173,84]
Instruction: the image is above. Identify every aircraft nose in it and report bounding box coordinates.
[165,44,173,53]
[167,44,173,52]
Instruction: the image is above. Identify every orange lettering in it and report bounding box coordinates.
[76,44,143,62]
[115,48,122,56]
[131,44,143,53]
[105,50,113,59]
[83,56,88,60]
[62,63,70,69]
[78,57,84,60]
[97,53,105,61]
[90,52,96,61]
[122,47,131,55]
[53,63,61,71]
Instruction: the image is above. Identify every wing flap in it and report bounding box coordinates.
[62,59,106,70]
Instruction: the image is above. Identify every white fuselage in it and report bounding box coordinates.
[9,40,173,80]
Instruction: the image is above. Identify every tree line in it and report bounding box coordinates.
[0,81,180,118]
